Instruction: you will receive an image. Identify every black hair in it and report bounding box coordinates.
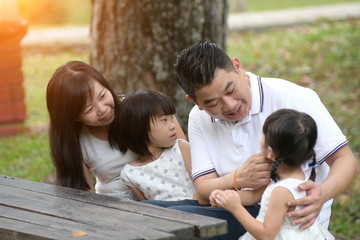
[174,41,237,100]
[46,61,123,190]
[262,109,318,182]
[119,89,176,157]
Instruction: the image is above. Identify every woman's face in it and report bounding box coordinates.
[78,80,115,127]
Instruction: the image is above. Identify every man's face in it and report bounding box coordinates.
[187,58,252,122]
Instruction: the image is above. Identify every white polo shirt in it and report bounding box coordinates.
[188,72,347,227]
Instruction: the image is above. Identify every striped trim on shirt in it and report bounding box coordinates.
[258,76,264,113]
[319,140,348,164]
[193,168,216,181]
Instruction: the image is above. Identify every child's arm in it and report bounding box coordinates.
[178,140,192,180]
[210,186,265,208]
[238,186,266,206]
[121,165,148,201]
[178,140,197,199]
[216,187,293,240]
[128,186,148,201]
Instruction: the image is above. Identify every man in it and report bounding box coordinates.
[145,41,359,239]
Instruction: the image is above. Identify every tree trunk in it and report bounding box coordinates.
[90,0,228,134]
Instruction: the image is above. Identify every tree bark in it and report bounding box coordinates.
[90,0,228,133]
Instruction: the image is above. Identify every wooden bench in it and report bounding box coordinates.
[0,175,227,239]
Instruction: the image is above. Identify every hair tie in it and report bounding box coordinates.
[308,161,318,168]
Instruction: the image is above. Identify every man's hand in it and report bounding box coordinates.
[236,153,272,189]
[286,180,324,230]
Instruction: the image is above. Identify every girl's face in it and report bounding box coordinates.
[148,114,177,149]
[78,80,115,127]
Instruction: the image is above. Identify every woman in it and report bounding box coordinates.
[46,61,185,199]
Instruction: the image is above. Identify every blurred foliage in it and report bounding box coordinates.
[16,0,360,26]
[1,49,89,183]
[1,1,359,238]
[18,0,91,26]
[227,19,360,156]
[227,19,360,239]
[229,0,360,12]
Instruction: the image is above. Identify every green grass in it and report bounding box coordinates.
[0,49,90,183]
[227,19,360,156]
[17,0,360,27]
[230,0,360,12]
[0,13,359,240]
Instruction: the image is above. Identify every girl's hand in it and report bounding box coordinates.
[209,189,223,208]
[215,190,242,213]
[286,180,324,230]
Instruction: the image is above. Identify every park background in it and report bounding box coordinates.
[1,0,359,239]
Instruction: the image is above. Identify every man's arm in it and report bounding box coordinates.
[195,172,233,205]
[287,145,360,229]
[195,153,271,205]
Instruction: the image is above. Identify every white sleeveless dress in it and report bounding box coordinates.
[240,178,334,240]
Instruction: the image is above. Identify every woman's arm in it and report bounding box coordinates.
[129,186,148,201]
[82,162,95,192]
[174,117,186,140]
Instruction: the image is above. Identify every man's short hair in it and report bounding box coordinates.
[174,41,236,100]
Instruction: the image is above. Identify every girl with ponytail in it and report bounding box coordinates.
[210,109,334,240]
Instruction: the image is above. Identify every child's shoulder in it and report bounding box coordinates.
[177,139,190,150]
[128,155,152,167]
[177,138,189,146]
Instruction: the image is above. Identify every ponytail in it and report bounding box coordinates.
[308,153,317,182]
[271,156,283,183]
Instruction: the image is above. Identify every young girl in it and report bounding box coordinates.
[210,109,334,240]
[46,61,185,199]
[119,89,196,201]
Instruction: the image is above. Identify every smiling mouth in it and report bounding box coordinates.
[100,112,111,121]
[227,105,242,117]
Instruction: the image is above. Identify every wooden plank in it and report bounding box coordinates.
[0,217,111,240]
[0,187,177,240]
[0,217,53,240]
[0,175,227,238]
[0,206,143,240]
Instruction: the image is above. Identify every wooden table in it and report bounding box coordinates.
[0,175,227,239]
